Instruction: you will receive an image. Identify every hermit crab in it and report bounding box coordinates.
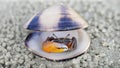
[24,5,90,61]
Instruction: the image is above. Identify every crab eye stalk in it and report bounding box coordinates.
[65,34,70,38]
[53,33,58,38]
[62,34,70,41]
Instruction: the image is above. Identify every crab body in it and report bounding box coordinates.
[42,36,77,53]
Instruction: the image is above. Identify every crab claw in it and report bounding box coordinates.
[42,41,68,53]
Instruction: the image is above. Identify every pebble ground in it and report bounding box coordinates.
[0,0,120,68]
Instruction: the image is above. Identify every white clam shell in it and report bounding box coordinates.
[25,29,90,61]
[24,5,88,31]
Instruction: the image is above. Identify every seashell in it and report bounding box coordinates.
[25,29,90,61]
[24,5,90,61]
[24,5,88,31]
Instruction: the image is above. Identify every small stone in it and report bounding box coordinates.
[29,60,35,64]
[99,53,106,57]
[5,62,10,66]
[3,49,7,53]
[0,59,4,64]
[72,59,79,64]
[11,64,17,68]
[0,64,3,68]
[7,46,12,50]
[28,54,33,58]
[2,43,6,47]
[108,61,113,65]
[94,56,99,61]
[39,63,46,68]
[102,42,109,47]
[82,61,88,67]
[18,59,24,64]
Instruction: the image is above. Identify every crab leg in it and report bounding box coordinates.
[67,37,77,50]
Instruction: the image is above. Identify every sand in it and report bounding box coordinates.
[0,0,120,68]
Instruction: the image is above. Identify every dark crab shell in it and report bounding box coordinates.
[25,29,90,61]
[24,5,88,31]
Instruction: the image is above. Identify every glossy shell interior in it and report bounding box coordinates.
[25,29,90,61]
[24,5,88,31]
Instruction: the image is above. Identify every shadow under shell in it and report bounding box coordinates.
[25,29,90,61]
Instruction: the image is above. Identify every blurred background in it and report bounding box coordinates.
[0,0,120,68]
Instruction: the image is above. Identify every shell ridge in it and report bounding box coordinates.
[27,13,41,30]
[25,5,88,31]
